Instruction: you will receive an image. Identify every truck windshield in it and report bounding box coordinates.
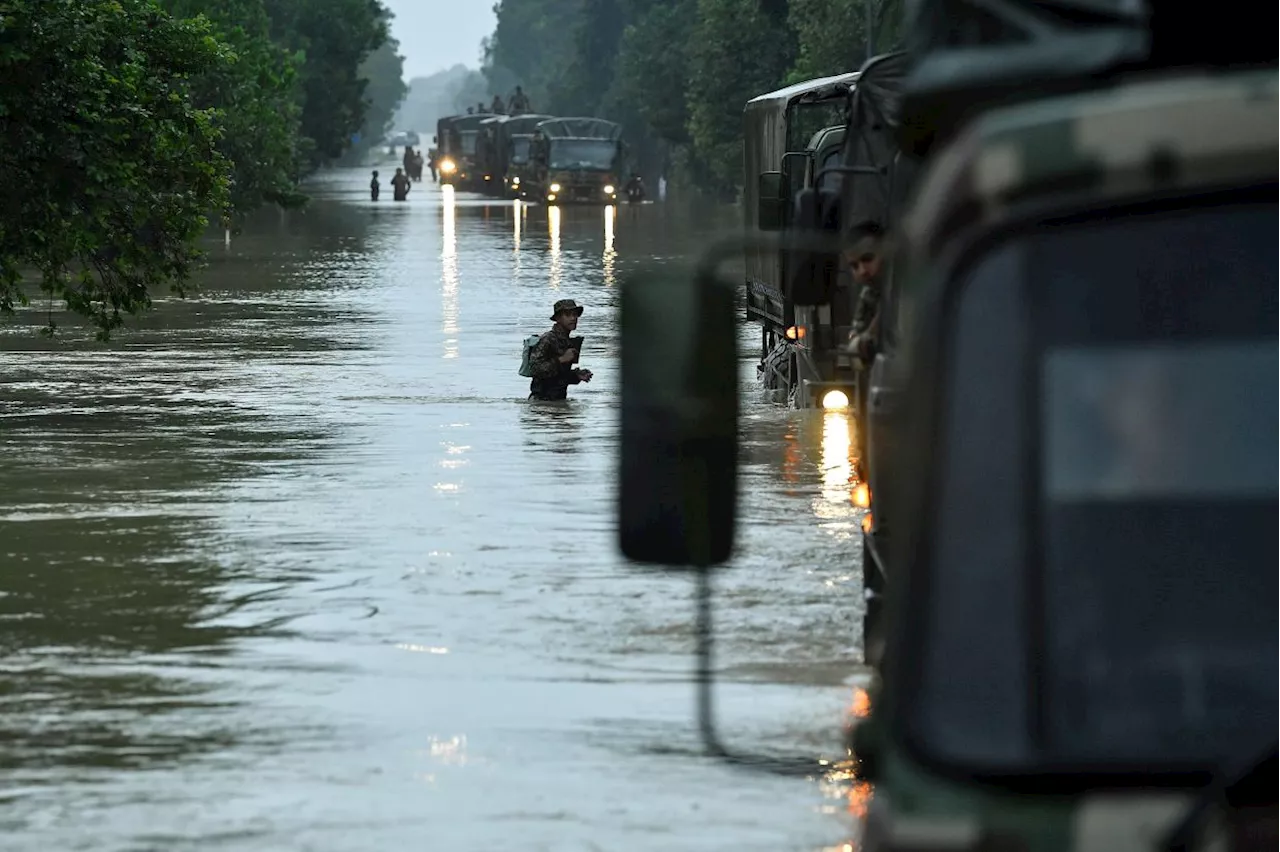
[1036,201,1277,766]
[917,198,1277,774]
[460,131,478,156]
[548,139,616,170]
[509,137,531,165]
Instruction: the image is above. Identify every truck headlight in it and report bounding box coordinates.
[821,389,850,410]
[549,183,561,193]
[603,184,615,195]
[439,159,456,174]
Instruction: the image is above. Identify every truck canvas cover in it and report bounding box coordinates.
[536,117,622,140]
[743,72,858,325]
[840,51,911,238]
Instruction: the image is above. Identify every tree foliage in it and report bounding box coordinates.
[0,0,229,338]
[345,9,408,164]
[482,0,904,195]
[686,0,795,196]
[0,0,398,337]
[263,0,390,170]
[159,0,304,216]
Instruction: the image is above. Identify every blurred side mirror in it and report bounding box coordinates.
[432,135,438,144]
[618,257,739,567]
[757,171,785,231]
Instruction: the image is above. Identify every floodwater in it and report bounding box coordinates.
[0,170,872,851]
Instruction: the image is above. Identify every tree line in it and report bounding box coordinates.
[0,0,405,337]
[481,0,901,198]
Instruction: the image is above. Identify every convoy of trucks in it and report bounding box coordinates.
[427,113,624,206]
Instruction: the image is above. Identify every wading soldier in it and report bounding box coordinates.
[526,299,593,401]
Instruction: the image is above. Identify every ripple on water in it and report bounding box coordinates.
[0,170,870,851]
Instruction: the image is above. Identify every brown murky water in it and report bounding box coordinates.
[0,169,871,851]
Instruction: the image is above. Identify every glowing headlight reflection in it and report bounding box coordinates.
[815,408,861,537]
[439,158,456,174]
[548,204,562,290]
[822,389,850,410]
[549,182,562,193]
[603,204,616,287]
[603,184,615,195]
[441,186,458,360]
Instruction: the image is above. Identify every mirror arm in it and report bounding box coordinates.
[692,567,821,776]
[780,150,811,189]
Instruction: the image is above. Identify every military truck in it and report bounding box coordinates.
[615,0,1278,847]
[528,117,624,205]
[435,113,497,190]
[743,72,859,409]
[853,63,1278,852]
[494,113,553,199]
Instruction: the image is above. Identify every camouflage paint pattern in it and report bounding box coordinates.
[860,67,1276,852]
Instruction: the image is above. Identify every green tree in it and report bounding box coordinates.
[787,0,904,81]
[160,0,305,218]
[346,10,407,163]
[263,0,390,170]
[555,0,627,116]
[0,0,230,338]
[686,0,796,196]
[483,0,584,110]
[612,0,697,146]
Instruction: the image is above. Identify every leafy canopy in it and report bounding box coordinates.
[0,0,230,338]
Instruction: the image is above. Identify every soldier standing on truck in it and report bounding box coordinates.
[526,299,594,401]
[509,86,530,115]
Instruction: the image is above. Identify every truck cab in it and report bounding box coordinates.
[496,113,553,199]
[854,64,1277,851]
[435,113,496,190]
[743,72,859,409]
[529,117,623,205]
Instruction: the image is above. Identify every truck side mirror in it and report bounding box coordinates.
[618,256,738,567]
[432,135,437,144]
[757,171,785,231]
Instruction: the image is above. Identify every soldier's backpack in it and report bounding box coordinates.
[518,333,542,377]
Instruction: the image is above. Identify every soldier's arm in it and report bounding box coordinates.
[527,334,562,378]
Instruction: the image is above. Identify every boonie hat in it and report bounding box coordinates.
[551,299,585,320]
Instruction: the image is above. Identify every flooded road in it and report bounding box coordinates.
[0,170,871,851]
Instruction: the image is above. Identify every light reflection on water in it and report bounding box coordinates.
[603,204,617,287]
[441,184,459,360]
[814,409,861,539]
[513,198,523,252]
[548,203,562,291]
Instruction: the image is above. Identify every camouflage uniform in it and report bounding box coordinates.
[850,281,881,364]
[528,299,587,400]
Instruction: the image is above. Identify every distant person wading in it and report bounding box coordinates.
[522,299,593,401]
[391,168,411,201]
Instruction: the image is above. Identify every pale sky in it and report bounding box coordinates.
[382,0,497,81]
